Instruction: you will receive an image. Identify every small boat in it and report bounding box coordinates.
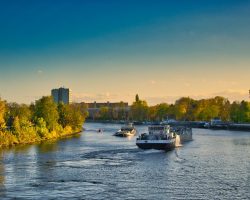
[97,129,103,133]
[136,125,176,151]
[114,123,136,137]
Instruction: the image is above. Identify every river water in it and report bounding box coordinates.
[0,122,250,200]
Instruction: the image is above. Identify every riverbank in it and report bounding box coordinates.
[0,127,83,149]
[86,119,250,131]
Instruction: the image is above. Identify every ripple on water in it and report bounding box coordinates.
[1,124,250,199]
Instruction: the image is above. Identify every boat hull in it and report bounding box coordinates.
[114,130,136,137]
[136,139,175,151]
[178,132,192,143]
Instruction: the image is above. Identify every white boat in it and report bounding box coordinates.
[136,125,176,151]
[114,123,136,137]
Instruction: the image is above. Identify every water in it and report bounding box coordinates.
[0,122,250,199]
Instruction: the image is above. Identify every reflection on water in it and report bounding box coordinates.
[0,154,5,198]
[0,123,249,199]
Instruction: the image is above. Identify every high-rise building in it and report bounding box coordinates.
[51,87,71,104]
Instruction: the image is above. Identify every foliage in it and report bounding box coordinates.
[230,101,250,123]
[88,94,249,123]
[33,96,59,131]
[0,99,6,129]
[0,96,86,148]
[130,96,149,121]
[67,103,85,131]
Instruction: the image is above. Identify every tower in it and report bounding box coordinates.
[51,87,71,104]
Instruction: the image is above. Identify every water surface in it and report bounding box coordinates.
[0,123,250,199]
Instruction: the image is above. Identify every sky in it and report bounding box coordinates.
[0,0,250,105]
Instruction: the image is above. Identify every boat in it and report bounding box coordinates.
[136,125,176,151]
[114,123,136,137]
[173,126,192,146]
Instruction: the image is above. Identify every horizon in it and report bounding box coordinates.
[0,0,250,105]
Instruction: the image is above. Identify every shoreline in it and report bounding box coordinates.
[86,120,250,132]
[0,129,83,150]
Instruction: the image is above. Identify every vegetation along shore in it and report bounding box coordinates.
[0,96,87,148]
[89,95,250,123]
[0,94,249,148]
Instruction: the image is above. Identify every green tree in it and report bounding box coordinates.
[35,117,49,138]
[33,96,59,131]
[0,99,6,129]
[135,94,139,102]
[131,98,149,121]
[174,97,194,120]
[212,96,231,121]
[5,103,32,128]
[230,101,241,122]
[68,104,85,131]
[58,102,71,128]
[198,105,220,121]
[239,101,250,122]
[155,103,169,121]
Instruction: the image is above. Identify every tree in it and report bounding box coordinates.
[148,106,157,121]
[135,94,139,102]
[58,102,71,128]
[212,96,231,121]
[0,99,6,129]
[155,103,169,121]
[230,101,241,122]
[68,104,85,131]
[198,105,220,121]
[131,98,149,121]
[33,96,59,131]
[239,101,250,122]
[5,103,32,128]
[174,97,194,120]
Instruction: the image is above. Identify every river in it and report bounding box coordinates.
[0,122,250,199]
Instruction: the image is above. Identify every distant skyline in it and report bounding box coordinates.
[0,0,250,105]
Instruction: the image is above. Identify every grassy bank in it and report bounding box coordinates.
[0,126,83,148]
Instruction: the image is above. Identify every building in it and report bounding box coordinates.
[85,101,129,109]
[51,87,71,104]
[84,101,130,119]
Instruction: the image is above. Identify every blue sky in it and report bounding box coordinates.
[0,0,250,104]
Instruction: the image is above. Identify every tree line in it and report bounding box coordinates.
[0,96,87,148]
[91,95,250,123]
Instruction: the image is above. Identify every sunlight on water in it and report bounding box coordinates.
[0,123,250,199]
[175,135,182,147]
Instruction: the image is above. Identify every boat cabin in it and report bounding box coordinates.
[148,125,170,135]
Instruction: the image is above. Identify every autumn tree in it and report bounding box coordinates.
[0,99,6,129]
[131,95,149,121]
[33,96,59,131]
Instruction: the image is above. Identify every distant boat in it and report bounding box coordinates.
[114,123,136,137]
[136,125,176,151]
[97,129,103,133]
